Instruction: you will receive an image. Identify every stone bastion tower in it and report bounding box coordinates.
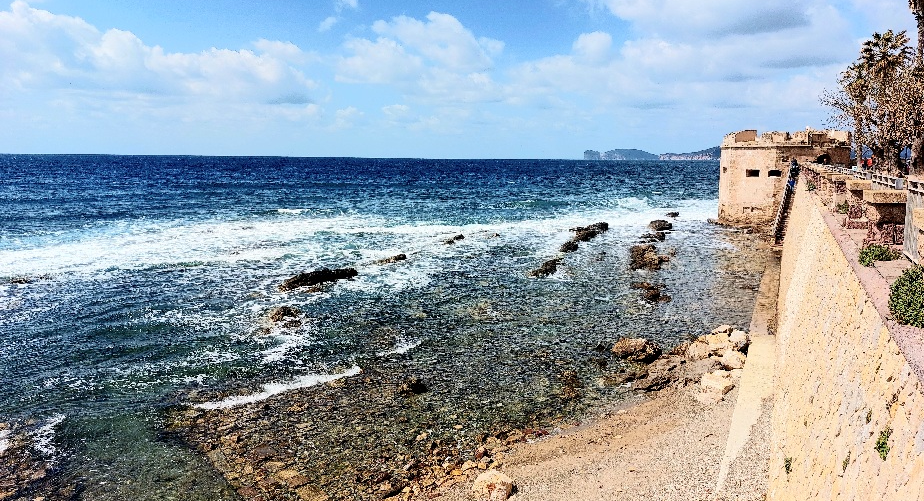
[718,129,852,227]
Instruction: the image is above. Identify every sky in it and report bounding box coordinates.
[0,0,918,158]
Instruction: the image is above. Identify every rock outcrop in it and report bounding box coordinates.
[611,337,662,363]
[559,222,609,253]
[528,258,562,278]
[278,268,358,292]
[629,244,670,270]
[444,234,465,245]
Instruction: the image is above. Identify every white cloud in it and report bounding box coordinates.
[584,0,812,39]
[371,12,503,73]
[572,32,612,64]
[337,37,424,83]
[318,16,338,32]
[0,2,318,107]
[335,12,505,105]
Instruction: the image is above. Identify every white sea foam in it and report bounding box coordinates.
[376,339,422,357]
[0,429,10,455]
[0,198,719,290]
[195,366,362,410]
[32,414,65,457]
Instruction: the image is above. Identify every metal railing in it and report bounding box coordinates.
[769,165,799,245]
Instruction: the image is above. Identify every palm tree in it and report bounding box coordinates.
[911,0,924,63]
[860,30,913,81]
[910,1,924,174]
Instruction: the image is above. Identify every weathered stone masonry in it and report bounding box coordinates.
[767,183,924,500]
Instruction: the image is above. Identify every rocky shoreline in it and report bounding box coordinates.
[162,322,753,501]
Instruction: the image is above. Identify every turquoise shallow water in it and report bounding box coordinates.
[0,155,762,499]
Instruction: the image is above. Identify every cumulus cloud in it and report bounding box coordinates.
[336,12,505,105]
[0,1,317,107]
[371,12,503,73]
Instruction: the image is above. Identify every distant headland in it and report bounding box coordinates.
[584,146,720,161]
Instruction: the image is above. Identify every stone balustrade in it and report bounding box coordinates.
[863,190,907,246]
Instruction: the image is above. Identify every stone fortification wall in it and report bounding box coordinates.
[768,184,924,499]
[718,129,851,228]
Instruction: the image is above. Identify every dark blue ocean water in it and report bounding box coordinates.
[0,155,763,499]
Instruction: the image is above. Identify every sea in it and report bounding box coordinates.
[0,155,766,499]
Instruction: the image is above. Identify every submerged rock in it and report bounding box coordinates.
[528,258,562,278]
[278,268,358,292]
[628,244,670,271]
[666,211,680,218]
[611,337,662,363]
[630,282,671,303]
[397,376,428,396]
[444,234,465,245]
[373,254,407,265]
[266,306,302,324]
[639,231,666,243]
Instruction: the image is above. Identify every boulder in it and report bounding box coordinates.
[472,470,514,501]
[701,370,735,394]
[668,341,691,357]
[266,306,301,323]
[685,341,711,361]
[719,349,746,370]
[712,325,734,335]
[699,332,731,354]
[729,330,750,351]
[278,268,358,292]
[528,258,561,278]
[629,244,670,271]
[611,337,662,363]
[373,254,407,265]
[444,234,465,245]
[649,220,673,231]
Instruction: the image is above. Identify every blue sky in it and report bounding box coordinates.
[0,0,917,158]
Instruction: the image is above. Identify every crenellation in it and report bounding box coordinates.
[719,128,852,228]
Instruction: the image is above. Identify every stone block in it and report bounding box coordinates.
[913,208,924,231]
[720,349,747,370]
[701,371,735,394]
[729,330,750,351]
[846,179,873,191]
[863,190,907,204]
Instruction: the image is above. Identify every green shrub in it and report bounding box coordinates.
[875,427,892,460]
[806,181,816,191]
[889,265,924,328]
[836,201,849,214]
[859,244,901,267]
[784,457,793,475]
